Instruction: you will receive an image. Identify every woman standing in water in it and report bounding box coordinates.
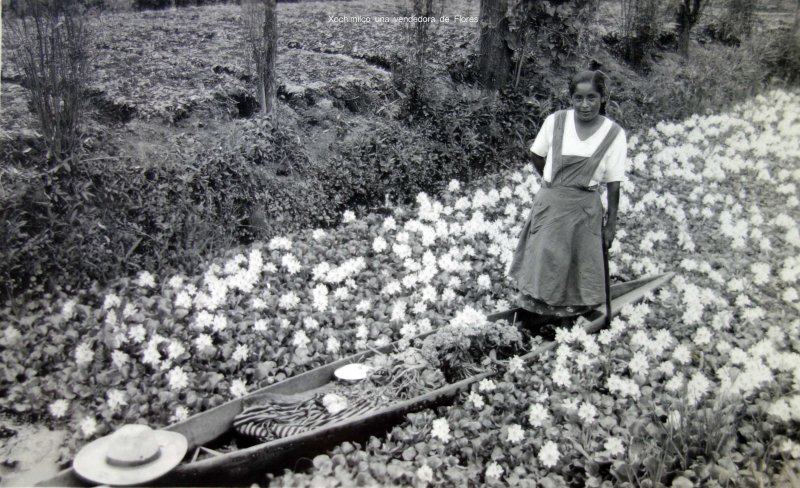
[508,70,627,320]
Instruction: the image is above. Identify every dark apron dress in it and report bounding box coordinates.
[509,110,621,317]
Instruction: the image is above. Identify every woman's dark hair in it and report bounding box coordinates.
[569,70,608,116]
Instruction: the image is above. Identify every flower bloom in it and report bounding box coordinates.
[230,379,248,398]
[136,271,156,288]
[431,418,451,443]
[528,403,550,427]
[506,424,525,443]
[342,210,356,223]
[485,461,504,479]
[372,236,387,253]
[111,350,130,370]
[107,390,127,411]
[167,367,189,391]
[80,417,97,438]
[507,356,524,374]
[49,400,69,418]
[686,372,711,406]
[605,437,624,457]
[448,180,461,192]
[538,440,561,468]
[279,292,300,310]
[416,465,434,483]
[75,342,94,367]
[478,379,496,392]
[468,391,485,409]
[672,344,691,364]
[578,402,598,424]
[172,406,189,423]
[232,344,249,363]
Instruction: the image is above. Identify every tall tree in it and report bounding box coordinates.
[477,0,513,91]
[243,0,278,117]
[675,0,711,57]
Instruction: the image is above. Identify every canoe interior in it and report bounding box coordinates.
[38,272,672,487]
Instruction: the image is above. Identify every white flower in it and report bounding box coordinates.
[230,379,248,398]
[61,299,77,321]
[342,210,356,223]
[268,236,292,251]
[693,327,712,347]
[312,229,326,240]
[103,293,121,310]
[665,373,684,392]
[80,417,97,438]
[666,410,681,429]
[75,342,93,367]
[303,317,320,331]
[279,292,300,310]
[507,356,524,374]
[171,406,189,423]
[467,391,485,409]
[326,336,341,354]
[2,326,21,346]
[111,350,130,370]
[416,464,434,484]
[194,333,213,352]
[372,236,387,253]
[136,271,156,288]
[448,180,461,192]
[281,254,302,275]
[232,344,249,363]
[212,314,228,332]
[175,291,192,309]
[485,461,504,479]
[506,424,525,444]
[292,330,310,349]
[672,344,691,364]
[383,216,397,231]
[751,263,771,285]
[577,402,598,424]
[528,403,550,427]
[431,418,451,443]
[552,365,571,388]
[538,440,561,468]
[628,352,649,376]
[107,390,127,411]
[478,379,496,392]
[48,400,69,418]
[254,319,268,332]
[686,372,711,406]
[604,437,624,457]
[167,367,189,391]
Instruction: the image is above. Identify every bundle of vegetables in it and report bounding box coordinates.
[419,308,525,382]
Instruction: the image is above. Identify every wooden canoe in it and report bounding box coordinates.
[38,272,673,487]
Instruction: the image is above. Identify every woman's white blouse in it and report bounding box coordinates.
[530,109,627,185]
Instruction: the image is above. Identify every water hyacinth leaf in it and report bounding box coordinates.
[401,446,416,461]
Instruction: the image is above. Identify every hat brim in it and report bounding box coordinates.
[73,430,188,486]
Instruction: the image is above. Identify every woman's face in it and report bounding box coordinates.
[571,81,604,122]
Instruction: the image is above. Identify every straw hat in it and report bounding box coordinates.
[73,424,188,486]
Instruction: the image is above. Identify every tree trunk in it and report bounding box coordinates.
[477,0,512,91]
[259,0,277,116]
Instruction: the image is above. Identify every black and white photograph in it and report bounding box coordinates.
[1,0,799,486]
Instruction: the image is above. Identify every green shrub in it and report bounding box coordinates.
[5,0,92,164]
[763,26,800,83]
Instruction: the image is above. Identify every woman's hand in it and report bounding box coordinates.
[603,222,616,249]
